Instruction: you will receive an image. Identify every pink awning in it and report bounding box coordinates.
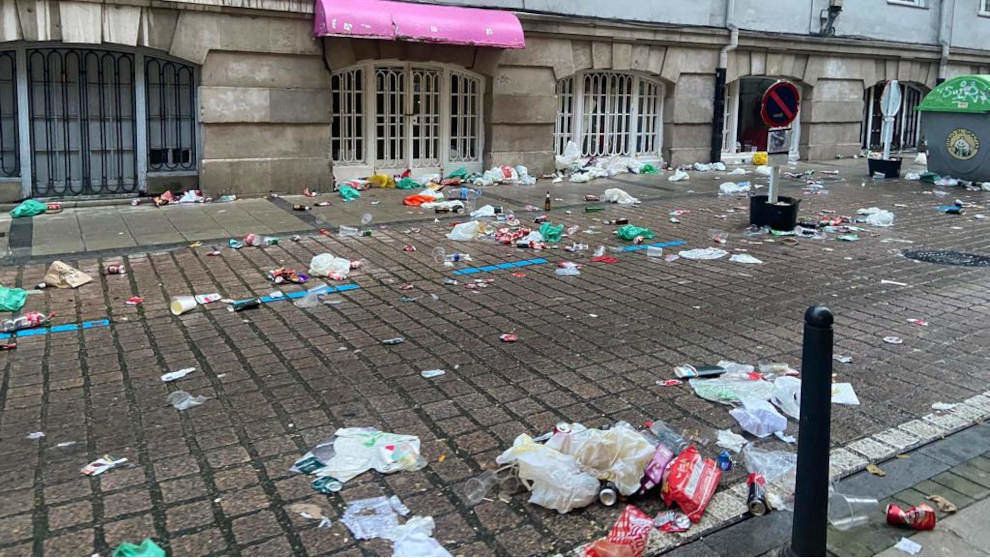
[313,0,525,49]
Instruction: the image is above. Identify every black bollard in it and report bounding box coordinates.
[789,305,834,557]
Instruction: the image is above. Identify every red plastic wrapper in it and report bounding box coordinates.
[583,505,654,557]
[887,503,936,530]
[661,446,722,523]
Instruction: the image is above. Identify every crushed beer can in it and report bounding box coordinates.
[654,510,691,533]
[105,264,125,275]
[746,473,770,516]
[499,333,519,342]
[886,503,936,530]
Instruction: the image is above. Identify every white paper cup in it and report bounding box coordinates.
[170,296,197,316]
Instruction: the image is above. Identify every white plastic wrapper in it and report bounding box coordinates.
[495,434,599,514]
[544,422,655,496]
[602,188,640,205]
[309,253,352,280]
[772,376,802,419]
[730,398,788,438]
[446,220,486,241]
[669,169,690,182]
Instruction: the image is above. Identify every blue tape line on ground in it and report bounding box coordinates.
[260,283,361,304]
[0,318,111,340]
[452,257,550,276]
[620,240,687,252]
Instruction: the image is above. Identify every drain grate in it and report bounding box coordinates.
[902,249,990,267]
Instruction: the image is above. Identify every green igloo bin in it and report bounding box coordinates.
[919,75,990,181]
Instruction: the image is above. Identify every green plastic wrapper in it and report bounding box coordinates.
[640,164,658,174]
[338,185,361,201]
[396,177,419,190]
[445,167,468,180]
[112,539,165,557]
[539,222,564,243]
[0,286,27,312]
[616,224,656,241]
[10,199,46,218]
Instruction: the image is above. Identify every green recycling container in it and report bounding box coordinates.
[919,75,990,181]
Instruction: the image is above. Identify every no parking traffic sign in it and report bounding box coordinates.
[761,81,800,128]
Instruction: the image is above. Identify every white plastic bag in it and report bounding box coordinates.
[669,169,690,182]
[515,165,536,185]
[495,434,599,514]
[388,516,452,557]
[730,397,788,438]
[755,165,773,176]
[309,253,352,280]
[421,200,464,211]
[446,221,485,241]
[545,422,655,496]
[864,210,894,227]
[719,182,751,196]
[306,427,426,484]
[602,188,640,205]
[913,152,927,165]
[569,172,591,183]
[342,495,409,540]
[555,141,581,171]
[716,429,749,453]
[694,162,713,171]
[728,168,748,175]
[711,162,726,171]
[470,204,496,218]
[772,376,801,419]
[679,247,728,260]
[729,253,763,264]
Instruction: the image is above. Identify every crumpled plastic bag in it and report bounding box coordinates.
[112,538,165,558]
[388,516,452,557]
[772,376,801,419]
[602,188,640,205]
[396,177,419,190]
[616,225,655,241]
[339,185,361,201]
[447,220,488,241]
[470,204,496,218]
[569,172,591,183]
[753,152,768,165]
[860,208,894,227]
[368,173,396,188]
[716,429,749,453]
[678,247,728,260]
[669,169,689,182]
[555,141,582,171]
[44,260,93,288]
[495,433,599,514]
[0,286,27,312]
[177,190,204,203]
[298,427,425,484]
[341,495,409,540]
[640,164,658,174]
[743,445,798,510]
[689,372,774,405]
[755,165,773,176]
[539,222,564,243]
[10,199,46,218]
[421,200,464,212]
[730,397,788,438]
[516,165,536,185]
[403,194,439,206]
[583,505,654,557]
[719,182,751,196]
[309,253,352,280]
[545,422,656,496]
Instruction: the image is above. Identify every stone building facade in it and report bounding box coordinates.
[0,0,988,200]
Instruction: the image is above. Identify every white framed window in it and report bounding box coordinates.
[980,0,990,16]
[331,61,484,179]
[554,71,664,159]
[887,0,925,7]
[861,81,925,151]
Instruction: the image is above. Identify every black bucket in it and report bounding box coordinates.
[867,157,902,178]
[750,195,801,231]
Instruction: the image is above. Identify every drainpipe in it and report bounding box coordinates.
[937,0,953,85]
[711,21,738,162]
[937,40,949,85]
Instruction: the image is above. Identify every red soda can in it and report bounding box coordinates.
[106,264,125,275]
[46,202,62,213]
[886,503,936,530]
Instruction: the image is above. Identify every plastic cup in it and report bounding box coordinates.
[463,470,498,506]
[432,247,446,265]
[361,213,373,225]
[828,491,880,531]
[338,225,358,237]
[646,246,664,258]
[170,296,197,316]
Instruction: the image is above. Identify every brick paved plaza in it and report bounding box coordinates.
[2,160,990,556]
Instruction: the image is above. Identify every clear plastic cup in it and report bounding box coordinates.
[361,213,373,225]
[339,225,358,237]
[828,491,881,531]
[432,247,446,265]
[463,470,498,506]
[646,246,664,258]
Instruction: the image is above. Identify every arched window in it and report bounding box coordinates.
[861,82,926,151]
[331,62,484,179]
[554,71,664,159]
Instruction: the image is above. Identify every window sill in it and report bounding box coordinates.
[979,10,990,17]
[887,1,927,8]
[147,170,198,177]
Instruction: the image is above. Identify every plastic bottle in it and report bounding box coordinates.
[544,191,551,211]
[643,420,688,454]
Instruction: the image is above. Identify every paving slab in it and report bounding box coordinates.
[940,498,990,552]
[875,530,985,556]
[31,211,84,255]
